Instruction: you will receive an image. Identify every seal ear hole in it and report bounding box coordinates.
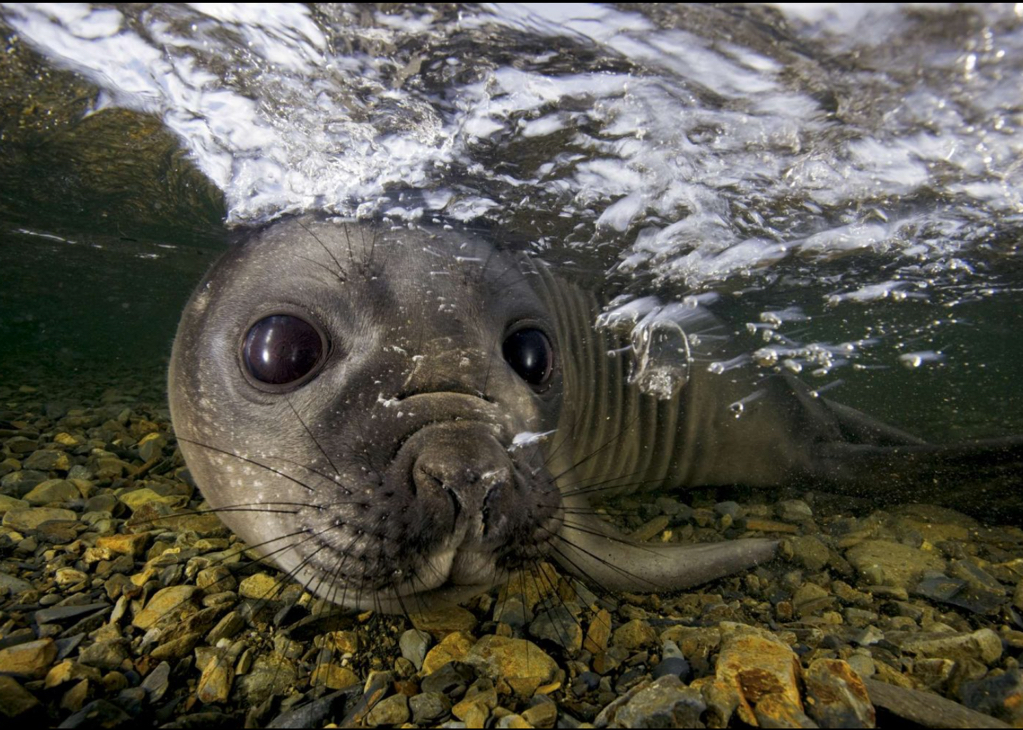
[502,328,554,389]
[242,314,328,389]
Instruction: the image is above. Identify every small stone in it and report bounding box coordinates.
[206,611,245,644]
[754,692,817,728]
[410,692,451,725]
[788,535,830,572]
[793,583,834,617]
[132,585,199,630]
[846,540,946,590]
[2,507,76,531]
[366,694,409,727]
[310,664,360,690]
[530,606,583,655]
[583,609,612,655]
[96,533,150,558]
[22,450,70,472]
[493,595,532,628]
[0,676,40,717]
[652,656,692,682]
[630,515,670,542]
[959,667,1023,726]
[140,662,171,703]
[0,638,57,679]
[400,629,432,671]
[0,495,28,515]
[197,652,234,704]
[150,632,201,662]
[196,565,237,593]
[900,628,1003,664]
[411,606,477,638]
[78,640,128,671]
[611,619,658,650]
[22,479,78,505]
[804,658,875,728]
[465,636,557,698]
[521,699,557,728]
[422,632,474,675]
[776,499,813,522]
[59,699,130,728]
[44,661,102,689]
[237,573,283,601]
[744,518,799,534]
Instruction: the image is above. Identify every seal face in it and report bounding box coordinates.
[170,219,568,611]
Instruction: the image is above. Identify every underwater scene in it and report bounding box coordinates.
[2,3,1023,727]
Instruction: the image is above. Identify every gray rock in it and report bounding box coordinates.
[598,675,706,728]
[365,694,409,727]
[399,628,431,671]
[140,661,172,703]
[1,470,47,497]
[267,687,360,728]
[34,602,110,625]
[529,606,583,654]
[804,659,875,728]
[410,692,452,725]
[78,640,129,671]
[57,699,131,729]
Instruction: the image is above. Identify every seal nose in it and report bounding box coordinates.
[411,434,512,538]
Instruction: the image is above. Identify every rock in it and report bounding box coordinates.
[206,611,245,644]
[117,488,182,512]
[235,655,297,705]
[583,609,612,655]
[365,694,409,727]
[237,573,283,601]
[421,632,474,675]
[788,535,830,572]
[267,688,360,729]
[420,661,475,696]
[2,507,76,531]
[754,692,816,728]
[714,625,802,726]
[22,450,70,472]
[804,659,874,728]
[631,515,670,542]
[600,675,705,728]
[34,602,110,625]
[776,499,814,522]
[310,664,360,690]
[652,657,691,682]
[0,495,28,515]
[960,668,1023,726]
[96,533,150,558]
[23,479,78,505]
[0,638,57,679]
[78,640,128,671]
[44,661,102,689]
[140,662,171,703]
[0,572,32,596]
[845,540,946,590]
[611,619,658,651]
[530,606,583,654]
[197,652,234,704]
[493,595,533,628]
[196,566,237,593]
[0,675,40,717]
[399,629,432,671]
[57,699,131,729]
[863,677,1011,729]
[410,692,451,725]
[899,628,1002,664]
[521,698,557,728]
[132,585,199,630]
[466,636,558,698]
[411,606,477,638]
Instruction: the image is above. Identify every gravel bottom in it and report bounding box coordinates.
[2,371,1022,728]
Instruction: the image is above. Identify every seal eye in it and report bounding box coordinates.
[503,328,553,388]
[243,315,325,386]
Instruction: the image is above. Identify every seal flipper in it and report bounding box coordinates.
[552,509,777,593]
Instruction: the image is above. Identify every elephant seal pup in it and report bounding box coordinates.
[169,216,780,611]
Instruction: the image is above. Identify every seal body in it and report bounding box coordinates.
[169,217,1018,611]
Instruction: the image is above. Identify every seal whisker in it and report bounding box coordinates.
[298,220,349,282]
[174,436,317,492]
[285,396,343,477]
[548,414,643,483]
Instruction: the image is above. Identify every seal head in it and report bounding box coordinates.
[170,219,569,611]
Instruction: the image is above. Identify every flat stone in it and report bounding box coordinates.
[899,628,1003,664]
[0,495,28,515]
[411,606,477,638]
[58,699,130,729]
[23,479,78,505]
[583,609,612,655]
[78,640,128,671]
[22,450,70,472]
[197,652,234,704]
[410,692,451,725]
[310,664,360,690]
[238,573,283,601]
[612,619,658,650]
[530,606,583,655]
[34,602,109,625]
[0,676,40,717]
[846,541,946,590]
[465,635,557,698]
[603,675,706,728]
[140,661,171,703]
[789,535,830,572]
[0,638,56,679]
[2,507,76,531]
[132,585,200,630]
[95,532,150,557]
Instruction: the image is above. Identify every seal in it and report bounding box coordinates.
[168,216,1021,612]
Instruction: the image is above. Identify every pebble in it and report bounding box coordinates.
[530,606,583,654]
[411,691,452,724]
[846,540,946,589]
[611,619,657,651]
[0,675,41,717]
[466,636,558,698]
[132,585,199,630]
[399,628,432,671]
[2,507,77,531]
[22,479,78,505]
[422,632,474,675]
[412,606,478,638]
[804,658,875,727]
[365,694,409,727]
[714,625,803,726]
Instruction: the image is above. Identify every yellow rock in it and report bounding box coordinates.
[238,573,283,600]
[411,606,477,638]
[311,664,360,690]
[421,631,474,675]
[715,627,802,726]
[96,532,150,557]
[0,638,57,679]
[132,585,199,630]
[465,636,557,699]
[582,609,612,654]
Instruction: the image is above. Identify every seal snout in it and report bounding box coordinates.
[410,426,514,544]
